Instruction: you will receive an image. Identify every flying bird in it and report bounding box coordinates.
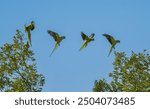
[47,30,65,56]
[103,33,120,56]
[24,21,35,46]
[79,32,95,51]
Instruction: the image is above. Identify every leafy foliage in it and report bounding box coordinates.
[0,30,45,92]
[93,51,150,92]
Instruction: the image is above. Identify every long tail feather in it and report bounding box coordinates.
[50,43,59,56]
[79,41,87,51]
[108,46,113,57]
[27,30,32,46]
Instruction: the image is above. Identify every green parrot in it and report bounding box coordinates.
[47,30,65,56]
[103,33,120,56]
[79,32,95,51]
[24,21,35,46]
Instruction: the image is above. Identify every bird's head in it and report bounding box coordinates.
[31,21,34,24]
[47,30,51,34]
[90,33,95,39]
[30,21,35,31]
[62,36,66,39]
[91,33,95,37]
[16,29,20,33]
[116,40,120,43]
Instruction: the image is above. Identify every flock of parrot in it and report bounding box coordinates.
[24,21,120,57]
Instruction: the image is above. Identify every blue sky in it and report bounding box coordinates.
[0,0,150,91]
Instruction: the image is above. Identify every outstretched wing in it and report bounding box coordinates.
[47,30,59,41]
[103,33,115,45]
[81,32,88,40]
[50,43,59,56]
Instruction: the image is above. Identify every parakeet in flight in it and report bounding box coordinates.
[24,21,35,46]
[103,33,120,56]
[79,32,95,51]
[47,30,65,56]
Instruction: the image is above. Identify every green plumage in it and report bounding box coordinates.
[103,33,120,56]
[47,30,65,56]
[24,21,35,46]
[79,32,95,51]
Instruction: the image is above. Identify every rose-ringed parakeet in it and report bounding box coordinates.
[24,21,35,46]
[47,30,65,56]
[103,33,120,56]
[79,32,95,51]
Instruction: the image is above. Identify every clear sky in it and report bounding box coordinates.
[0,0,150,92]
